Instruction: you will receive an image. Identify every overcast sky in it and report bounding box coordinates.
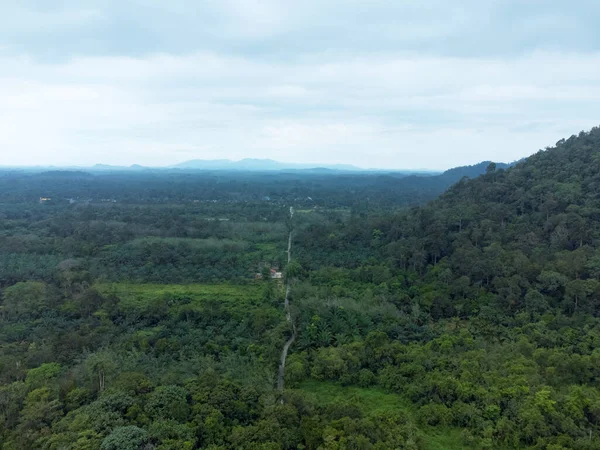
[1,1,599,170]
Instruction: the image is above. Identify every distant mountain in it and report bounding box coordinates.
[382,159,512,193]
[91,164,149,171]
[172,158,362,172]
[439,160,512,180]
[174,158,513,177]
[1,159,512,175]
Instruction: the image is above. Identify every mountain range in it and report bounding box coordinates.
[171,158,364,172]
[7,158,510,177]
[88,158,431,173]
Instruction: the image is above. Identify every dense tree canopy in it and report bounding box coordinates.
[1,126,599,449]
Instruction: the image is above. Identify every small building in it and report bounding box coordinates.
[255,267,283,280]
[271,269,283,279]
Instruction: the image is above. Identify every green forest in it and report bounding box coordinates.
[1,127,600,449]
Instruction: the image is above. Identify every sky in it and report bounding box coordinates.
[1,1,599,170]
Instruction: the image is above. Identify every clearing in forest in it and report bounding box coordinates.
[299,380,473,450]
[95,282,264,313]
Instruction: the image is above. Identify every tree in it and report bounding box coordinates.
[100,426,148,450]
[2,281,47,319]
[147,385,190,422]
[25,363,62,389]
[285,261,304,280]
[84,351,118,393]
[14,387,63,447]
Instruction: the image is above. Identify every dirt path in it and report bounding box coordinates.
[277,209,296,395]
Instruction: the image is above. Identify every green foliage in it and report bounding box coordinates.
[25,363,62,389]
[2,281,48,319]
[2,126,600,448]
[146,385,190,422]
[100,425,148,450]
[95,282,263,313]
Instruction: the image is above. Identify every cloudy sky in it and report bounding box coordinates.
[1,1,599,170]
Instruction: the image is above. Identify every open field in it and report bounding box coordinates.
[95,282,265,312]
[298,380,471,450]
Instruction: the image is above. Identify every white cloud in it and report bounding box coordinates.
[1,50,599,169]
[1,1,599,169]
[0,5,103,33]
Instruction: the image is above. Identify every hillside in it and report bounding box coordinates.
[438,160,512,180]
[400,126,600,301]
[292,126,600,449]
[299,127,600,277]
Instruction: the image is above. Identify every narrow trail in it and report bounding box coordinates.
[277,208,296,395]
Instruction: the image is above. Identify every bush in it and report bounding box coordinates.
[417,403,452,426]
[357,369,375,387]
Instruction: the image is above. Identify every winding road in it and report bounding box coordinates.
[277,208,296,395]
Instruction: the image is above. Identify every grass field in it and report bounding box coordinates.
[95,282,264,313]
[298,380,471,450]
[253,243,279,251]
[249,242,283,261]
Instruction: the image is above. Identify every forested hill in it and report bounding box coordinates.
[438,160,512,180]
[288,127,600,449]
[439,129,599,220]
[409,126,600,275]
[389,126,600,315]
[300,126,600,315]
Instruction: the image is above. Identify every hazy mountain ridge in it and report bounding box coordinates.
[173,158,366,171]
[2,158,511,175]
[439,160,513,179]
